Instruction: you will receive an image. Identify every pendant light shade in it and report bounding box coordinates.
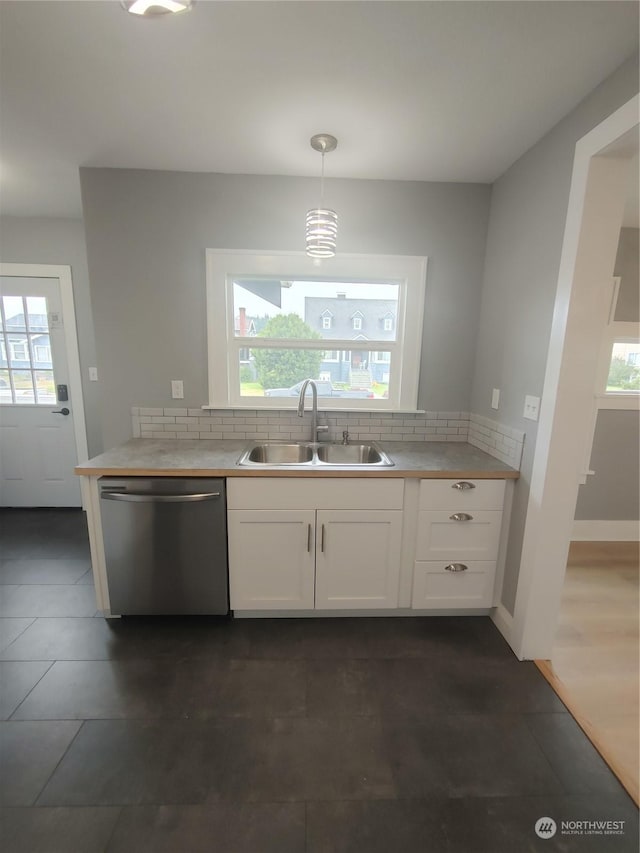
[306,134,338,259]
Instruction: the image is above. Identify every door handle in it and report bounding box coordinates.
[307,523,312,553]
[101,491,221,503]
[52,407,70,416]
[321,523,325,552]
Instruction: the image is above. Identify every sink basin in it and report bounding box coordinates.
[240,442,314,465]
[237,441,394,467]
[316,443,389,465]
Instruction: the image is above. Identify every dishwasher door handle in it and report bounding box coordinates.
[101,491,221,503]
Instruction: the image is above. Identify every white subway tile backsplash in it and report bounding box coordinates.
[129,405,516,468]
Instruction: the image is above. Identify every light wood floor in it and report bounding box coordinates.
[536,540,639,805]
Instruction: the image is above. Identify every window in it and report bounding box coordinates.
[322,316,332,330]
[605,340,640,393]
[206,250,427,409]
[383,317,393,331]
[0,295,56,404]
[374,351,391,363]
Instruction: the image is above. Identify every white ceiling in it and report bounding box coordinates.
[0,0,638,218]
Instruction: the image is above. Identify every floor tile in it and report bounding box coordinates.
[434,657,568,715]
[12,658,306,721]
[106,802,305,853]
[0,615,251,660]
[306,799,448,853]
[0,720,81,806]
[0,661,52,719]
[0,584,97,617]
[382,713,565,798]
[0,617,35,653]
[37,719,235,806]
[525,713,627,796]
[0,806,121,853]
[0,559,91,585]
[222,716,397,802]
[440,793,639,853]
[305,659,380,716]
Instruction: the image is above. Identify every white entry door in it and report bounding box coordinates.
[0,274,82,506]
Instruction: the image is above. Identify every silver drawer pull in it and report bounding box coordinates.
[445,563,468,572]
[452,481,475,490]
[449,512,473,521]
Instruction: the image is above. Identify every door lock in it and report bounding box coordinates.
[52,407,70,416]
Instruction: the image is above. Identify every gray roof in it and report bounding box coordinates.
[304,297,397,341]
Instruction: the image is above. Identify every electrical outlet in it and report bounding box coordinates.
[171,380,184,399]
[89,367,98,381]
[523,395,540,421]
[491,388,500,410]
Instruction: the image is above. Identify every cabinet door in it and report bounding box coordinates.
[315,510,402,609]
[228,510,315,610]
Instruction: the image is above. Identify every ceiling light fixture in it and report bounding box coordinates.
[121,0,193,17]
[306,133,338,259]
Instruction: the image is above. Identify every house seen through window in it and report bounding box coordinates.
[206,251,427,410]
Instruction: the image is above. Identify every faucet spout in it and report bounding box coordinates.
[297,379,328,442]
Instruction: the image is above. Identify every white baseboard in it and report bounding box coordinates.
[572,520,640,541]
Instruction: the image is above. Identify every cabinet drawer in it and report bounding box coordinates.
[415,510,502,561]
[419,479,505,511]
[412,560,496,609]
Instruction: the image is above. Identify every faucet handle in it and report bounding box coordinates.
[342,430,349,445]
[317,424,329,434]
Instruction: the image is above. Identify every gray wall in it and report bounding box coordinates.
[575,410,640,520]
[0,216,102,456]
[574,227,640,522]
[80,170,491,448]
[469,53,639,614]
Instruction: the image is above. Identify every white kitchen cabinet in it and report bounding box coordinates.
[315,510,402,609]
[227,479,404,612]
[227,509,315,610]
[412,479,506,610]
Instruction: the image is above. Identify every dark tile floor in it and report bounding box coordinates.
[0,507,637,853]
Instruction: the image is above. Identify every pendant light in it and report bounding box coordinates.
[306,134,338,259]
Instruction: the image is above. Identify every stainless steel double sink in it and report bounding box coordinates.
[237,440,394,468]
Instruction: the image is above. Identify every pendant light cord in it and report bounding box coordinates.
[320,150,326,207]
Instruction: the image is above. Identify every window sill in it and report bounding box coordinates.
[203,403,427,415]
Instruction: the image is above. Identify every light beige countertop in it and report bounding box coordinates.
[75,439,519,479]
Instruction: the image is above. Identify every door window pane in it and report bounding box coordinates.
[0,295,56,405]
[26,297,49,331]
[3,297,25,330]
[12,370,35,404]
[35,370,56,404]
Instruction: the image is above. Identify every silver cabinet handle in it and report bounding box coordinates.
[449,513,473,521]
[101,491,221,503]
[52,407,70,416]
[321,523,325,552]
[452,481,475,490]
[307,523,312,553]
[445,563,468,572]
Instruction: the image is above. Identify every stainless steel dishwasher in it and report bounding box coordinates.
[99,477,228,616]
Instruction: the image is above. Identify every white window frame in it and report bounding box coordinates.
[321,315,332,330]
[322,350,340,363]
[205,250,427,410]
[352,316,362,331]
[383,317,393,331]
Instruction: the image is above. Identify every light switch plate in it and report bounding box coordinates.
[523,394,540,421]
[491,388,500,410]
[171,380,184,399]
[89,367,98,381]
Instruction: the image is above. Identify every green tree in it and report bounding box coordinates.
[607,357,640,391]
[253,314,323,389]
